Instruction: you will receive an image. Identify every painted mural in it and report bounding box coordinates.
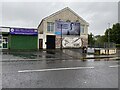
[62,37,82,48]
[81,38,88,47]
[56,36,82,48]
[56,36,61,48]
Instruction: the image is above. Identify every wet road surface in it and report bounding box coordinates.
[1,50,120,88]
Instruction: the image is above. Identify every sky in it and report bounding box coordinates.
[0,0,119,35]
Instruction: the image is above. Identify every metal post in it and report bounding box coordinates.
[108,30,110,47]
[108,23,110,47]
[60,24,62,50]
[108,23,110,54]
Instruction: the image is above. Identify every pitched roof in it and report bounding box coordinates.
[38,7,89,28]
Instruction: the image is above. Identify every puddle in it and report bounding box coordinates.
[46,51,55,55]
[46,55,55,58]
[2,52,37,59]
[87,55,94,57]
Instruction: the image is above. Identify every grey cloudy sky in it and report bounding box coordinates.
[0,1,119,35]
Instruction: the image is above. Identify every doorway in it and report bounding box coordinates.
[46,35,55,49]
[2,37,8,49]
[39,39,43,49]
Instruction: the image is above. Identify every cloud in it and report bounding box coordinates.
[2,2,68,28]
[68,2,118,35]
[1,2,118,35]
[0,2,2,25]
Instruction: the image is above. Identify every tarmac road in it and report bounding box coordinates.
[1,50,119,88]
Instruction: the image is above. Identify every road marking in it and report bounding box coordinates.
[69,60,73,61]
[18,66,94,73]
[109,65,120,68]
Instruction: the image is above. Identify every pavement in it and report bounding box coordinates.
[1,49,119,62]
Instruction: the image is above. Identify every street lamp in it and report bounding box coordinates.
[108,23,110,55]
[108,23,110,48]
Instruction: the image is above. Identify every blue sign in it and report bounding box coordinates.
[10,28,38,35]
[55,31,61,35]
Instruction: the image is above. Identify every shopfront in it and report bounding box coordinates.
[9,28,38,50]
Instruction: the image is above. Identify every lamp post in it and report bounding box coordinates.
[60,24,62,50]
[108,23,110,48]
[108,23,110,55]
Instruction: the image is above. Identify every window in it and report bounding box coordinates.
[47,22,54,32]
[81,25,84,33]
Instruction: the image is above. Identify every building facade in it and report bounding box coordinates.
[0,27,38,50]
[38,7,89,49]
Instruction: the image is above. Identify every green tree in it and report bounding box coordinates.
[104,28,112,42]
[88,33,95,46]
[88,23,120,47]
[95,35,106,43]
[104,23,120,44]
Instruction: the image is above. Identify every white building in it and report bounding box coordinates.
[38,7,89,49]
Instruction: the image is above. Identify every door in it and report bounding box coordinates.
[46,35,55,49]
[2,37,8,49]
[39,39,43,49]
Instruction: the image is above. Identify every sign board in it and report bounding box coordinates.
[10,28,38,35]
[55,20,80,35]
[0,27,9,32]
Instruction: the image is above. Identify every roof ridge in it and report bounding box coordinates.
[43,7,69,20]
[38,7,89,28]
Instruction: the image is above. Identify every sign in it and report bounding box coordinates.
[55,31,61,35]
[0,27,9,32]
[55,20,80,35]
[10,28,38,35]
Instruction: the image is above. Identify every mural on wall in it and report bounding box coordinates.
[62,37,82,48]
[56,36,82,48]
[56,36,61,48]
[81,38,88,47]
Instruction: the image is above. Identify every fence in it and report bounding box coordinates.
[88,42,116,48]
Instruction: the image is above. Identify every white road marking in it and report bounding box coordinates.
[109,65,120,68]
[18,66,95,73]
[69,60,73,61]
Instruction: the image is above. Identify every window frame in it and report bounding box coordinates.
[81,25,84,34]
[47,22,54,33]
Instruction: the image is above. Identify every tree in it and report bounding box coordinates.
[88,33,95,46]
[104,23,120,44]
[95,35,106,43]
[88,23,120,48]
[104,28,112,42]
